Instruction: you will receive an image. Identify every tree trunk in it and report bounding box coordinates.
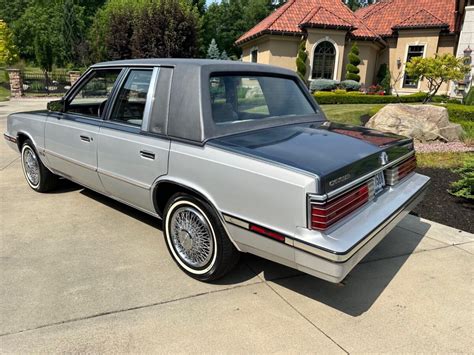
[43,70,50,95]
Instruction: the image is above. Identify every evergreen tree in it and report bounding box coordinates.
[220,50,229,60]
[345,43,361,82]
[207,38,220,59]
[295,40,307,81]
[345,0,361,10]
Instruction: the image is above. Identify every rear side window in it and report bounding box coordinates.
[209,75,315,124]
[110,69,153,126]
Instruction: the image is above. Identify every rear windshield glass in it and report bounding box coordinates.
[209,75,315,125]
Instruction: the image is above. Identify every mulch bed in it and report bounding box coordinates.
[412,168,473,234]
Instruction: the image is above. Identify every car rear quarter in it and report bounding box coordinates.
[165,123,429,283]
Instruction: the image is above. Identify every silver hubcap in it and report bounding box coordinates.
[23,147,40,186]
[170,206,214,268]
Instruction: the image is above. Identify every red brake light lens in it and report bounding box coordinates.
[310,183,371,231]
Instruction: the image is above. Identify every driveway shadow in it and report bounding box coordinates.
[247,217,431,316]
[47,178,83,194]
[76,186,431,314]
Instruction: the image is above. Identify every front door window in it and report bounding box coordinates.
[66,69,122,118]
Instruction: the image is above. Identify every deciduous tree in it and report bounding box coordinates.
[405,54,470,103]
[0,20,19,66]
[90,0,199,61]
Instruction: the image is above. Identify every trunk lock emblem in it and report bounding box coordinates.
[380,152,389,166]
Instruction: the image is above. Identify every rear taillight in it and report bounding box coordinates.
[384,155,416,185]
[310,181,374,231]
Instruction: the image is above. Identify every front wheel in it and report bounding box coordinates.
[163,193,240,281]
[21,139,58,192]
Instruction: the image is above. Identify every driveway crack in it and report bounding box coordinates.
[0,157,19,171]
[244,261,349,354]
[0,280,262,338]
[264,281,349,354]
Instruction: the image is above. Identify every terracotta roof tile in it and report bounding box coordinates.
[300,6,353,29]
[355,0,456,36]
[393,9,449,30]
[236,0,381,45]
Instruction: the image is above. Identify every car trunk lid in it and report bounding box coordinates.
[208,121,414,194]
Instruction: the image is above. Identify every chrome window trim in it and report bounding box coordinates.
[141,67,160,132]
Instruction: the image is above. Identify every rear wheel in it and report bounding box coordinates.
[21,139,58,192]
[163,193,240,281]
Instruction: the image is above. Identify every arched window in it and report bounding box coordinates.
[312,41,336,79]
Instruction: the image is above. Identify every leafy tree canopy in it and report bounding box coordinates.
[89,0,199,61]
[201,0,275,58]
[0,20,20,66]
[405,54,470,103]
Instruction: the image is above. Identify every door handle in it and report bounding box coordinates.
[140,150,155,160]
[80,135,91,142]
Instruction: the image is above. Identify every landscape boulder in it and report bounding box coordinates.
[365,104,464,142]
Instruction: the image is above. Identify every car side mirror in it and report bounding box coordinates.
[47,99,66,113]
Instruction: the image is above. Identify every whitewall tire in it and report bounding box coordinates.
[20,139,58,192]
[163,193,240,281]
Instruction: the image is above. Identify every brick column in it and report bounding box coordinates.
[7,69,23,98]
[68,71,81,87]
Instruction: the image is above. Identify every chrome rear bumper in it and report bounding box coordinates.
[295,174,429,282]
[227,173,430,283]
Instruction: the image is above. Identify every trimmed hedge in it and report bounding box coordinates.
[445,104,474,121]
[314,92,428,104]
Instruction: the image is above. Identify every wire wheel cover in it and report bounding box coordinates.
[169,206,214,268]
[23,147,40,186]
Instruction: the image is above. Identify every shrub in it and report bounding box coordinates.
[345,43,361,82]
[445,103,474,121]
[296,40,308,81]
[376,63,391,94]
[313,91,427,104]
[340,80,361,91]
[310,79,339,92]
[367,84,384,95]
[465,87,474,105]
[449,155,473,200]
[432,95,462,104]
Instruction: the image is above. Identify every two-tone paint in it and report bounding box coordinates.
[5,59,430,283]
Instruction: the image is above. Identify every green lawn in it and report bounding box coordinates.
[416,152,471,169]
[0,86,9,101]
[320,103,473,169]
[321,103,473,140]
[320,104,385,125]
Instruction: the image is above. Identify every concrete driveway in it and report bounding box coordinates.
[1,99,473,353]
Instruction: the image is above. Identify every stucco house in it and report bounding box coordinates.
[236,0,473,95]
